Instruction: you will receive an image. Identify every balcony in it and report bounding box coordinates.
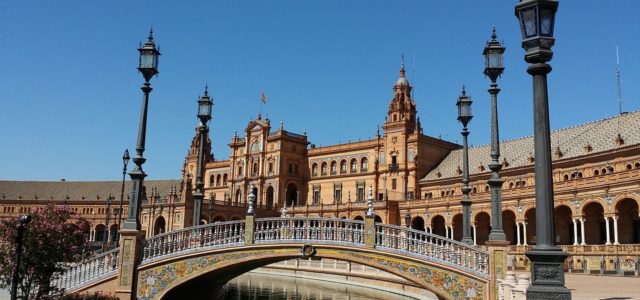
[388,164,399,172]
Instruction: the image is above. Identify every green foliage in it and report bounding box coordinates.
[0,204,91,299]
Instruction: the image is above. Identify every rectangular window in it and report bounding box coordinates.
[357,187,364,202]
[268,162,273,173]
[334,189,342,204]
[288,163,293,174]
[392,179,397,190]
[313,191,320,205]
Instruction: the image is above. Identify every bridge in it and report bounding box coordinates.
[52,215,501,300]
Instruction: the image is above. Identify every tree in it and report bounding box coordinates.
[0,204,91,299]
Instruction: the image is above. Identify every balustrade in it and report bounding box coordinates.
[254,217,364,245]
[142,220,245,261]
[375,223,488,276]
[51,248,119,292]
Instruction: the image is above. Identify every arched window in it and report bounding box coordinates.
[330,161,337,175]
[223,174,228,185]
[350,159,358,173]
[209,175,214,187]
[321,162,328,176]
[250,141,261,152]
[311,163,318,177]
[340,160,347,174]
[252,162,258,176]
[594,169,600,176]
[238,165,243,178]
[361,158,368,172]
[563,174,569,181]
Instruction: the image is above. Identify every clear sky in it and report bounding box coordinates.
[1,1,638,181]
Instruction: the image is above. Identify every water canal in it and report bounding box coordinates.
[217,272,422,300]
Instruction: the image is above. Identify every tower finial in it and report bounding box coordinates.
[461,84,467,96]
[491,26,497,40]
[204,83,209,96]
[148,26,154,41]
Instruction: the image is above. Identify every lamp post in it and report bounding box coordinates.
[456,86,474,245]
[404,211,411,228]
[515,1,570,298]
[115,149,130,244]
[112,208,119,244]
[483,28,507,242]
[208,193,215,222]
[103,196,113,250]
[123,29,160,231]
[192,85,213,226]
[10,215,31,300]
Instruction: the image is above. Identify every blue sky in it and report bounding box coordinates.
[1,1,638,181]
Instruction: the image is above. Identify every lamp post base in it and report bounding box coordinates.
[525,248,571,300]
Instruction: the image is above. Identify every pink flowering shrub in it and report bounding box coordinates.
[0,204,91,299]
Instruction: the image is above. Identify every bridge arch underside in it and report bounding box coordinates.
[137,244,488,300]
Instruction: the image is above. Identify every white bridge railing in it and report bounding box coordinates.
[142,220,246,262]
[53,216,489,292]
[52,248,119,292]
[254,217,364,245]
[375,223,488,277]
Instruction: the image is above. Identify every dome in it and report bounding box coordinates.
[396,77,409,86]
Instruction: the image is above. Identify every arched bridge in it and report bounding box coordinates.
[53,217,492,300]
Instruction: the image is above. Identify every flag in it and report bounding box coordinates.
[261,92,267,104]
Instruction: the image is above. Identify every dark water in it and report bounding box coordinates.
[218,272,419,300]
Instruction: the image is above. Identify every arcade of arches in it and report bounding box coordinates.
[407,198,639,247]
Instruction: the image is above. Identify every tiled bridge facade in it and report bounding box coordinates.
[53,216,501,300]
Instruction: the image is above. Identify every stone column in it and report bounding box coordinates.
[472,224,478,246]
[523,223,528,246]
[605,216,611,245]
[572,219,578,245]
[115,229,146,299]
[364,215,375,249]
[580,218,586,246]
[245,214,255,245]
[516,222,521,246]
[613,216,620,245]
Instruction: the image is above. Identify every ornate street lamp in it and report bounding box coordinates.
[10,215,31,300]
[483,28,507,242]
[515,1,570,298]
[192,85,213,226]
[456,86,474,245]
[123,29,160,230]
[115,149,129,244]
